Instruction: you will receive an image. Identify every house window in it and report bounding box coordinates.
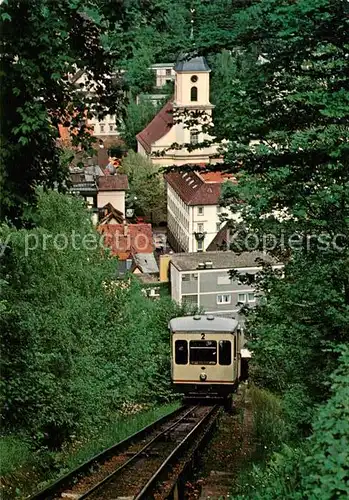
[217,294,231,304]
[197,240,203,251]
[166,68,171,76]
[182,295,198,305]
[216,222,221,232]
[238,293,247,303]
[190,86,198,102]
[190,130,199,144]
[100,123,105,132]
[182,273,198,282]
[248,293,256,302]
[109,123,114,132]
[197,206,204,216]
[197,223,204,232]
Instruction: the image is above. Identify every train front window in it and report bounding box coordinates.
[219,340,231,365]
[175,340,188,365]
[189,340,217,365]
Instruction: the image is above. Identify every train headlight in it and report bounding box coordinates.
[200,373,207,381]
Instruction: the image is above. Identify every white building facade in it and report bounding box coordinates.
[136,56,222,166]
[165,170,239,253]
[169,252,283,318]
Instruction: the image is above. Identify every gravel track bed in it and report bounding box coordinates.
[57,407,193,499]
[85,406,211,499]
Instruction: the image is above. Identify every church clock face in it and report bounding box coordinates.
[191,75,198,83]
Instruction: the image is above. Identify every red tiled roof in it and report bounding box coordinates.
[164,170,236,206]
[98,223,154,259]
[98,174,129,191]
[136,101,173,153]
[199,171,235,183]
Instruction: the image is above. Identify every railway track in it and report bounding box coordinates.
[29,404,220,500]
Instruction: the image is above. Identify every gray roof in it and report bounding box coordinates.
[174,56,211,73]
[169,315,239,332]
[170,251,279,272]
[134,253,159,274]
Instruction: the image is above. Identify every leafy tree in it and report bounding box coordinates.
[124,45,156,98]
[119,97,160,151]
[211,0,349,432]
[0,0,126,224]
[235,347,349,499]
[0,190,180,447]
[119,151,166,223]
[302,345,349,499]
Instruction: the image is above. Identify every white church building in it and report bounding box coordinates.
[136,56,222,166]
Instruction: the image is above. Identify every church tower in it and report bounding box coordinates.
[136,54,221,166]
[174,56,214,109]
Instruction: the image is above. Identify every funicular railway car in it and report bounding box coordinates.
[169,315,243,408]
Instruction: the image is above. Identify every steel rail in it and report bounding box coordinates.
[79,405,199,499]
[134,405,219,500]
[28,405,186,500]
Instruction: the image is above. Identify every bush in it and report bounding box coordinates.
[249,385,288,455]
[301,346,349,499]
[235,444,305,500]
[0,190,182,449]
[0,436,32,476]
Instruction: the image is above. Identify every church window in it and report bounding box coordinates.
[191,75,198,83]
[190,86,198,102]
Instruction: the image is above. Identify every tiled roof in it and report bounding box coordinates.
[136,101,173,153]
[206,224,230,251]
[92,147,109,169]
[170,251,279,272]
[99,203,124,224]
[98,174,129,191]
[98,223,154,259]
[174,55,211,73]
[133,253,159,274]
[164,170,236,206]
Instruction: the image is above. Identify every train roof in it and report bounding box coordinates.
[169,315,239,333]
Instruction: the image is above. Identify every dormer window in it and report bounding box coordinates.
[190,86,198,102]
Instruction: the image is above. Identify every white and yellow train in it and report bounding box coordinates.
[169,315,247,407]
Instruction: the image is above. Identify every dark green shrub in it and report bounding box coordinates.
[0,190,182,449]
[302,346,349,499]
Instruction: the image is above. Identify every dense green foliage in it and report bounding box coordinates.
[0,190,181,448]
[235,348,349,500]
[119,98,160,151]
[0,0,129,223]
[216,0,349,430]
[120,151,167,223]
[302,345,349,499]
[205,0,349,496]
